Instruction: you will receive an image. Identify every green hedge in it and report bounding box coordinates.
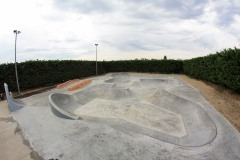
[1,48,239,93]
[102,59,183,73]
[0,59,182,93]
[0,60,100,93]
[183,48,240,92]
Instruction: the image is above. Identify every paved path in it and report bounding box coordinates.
[0,100,33,160]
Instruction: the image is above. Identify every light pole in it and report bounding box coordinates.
[95,44,98,76]
[13,30,21,94]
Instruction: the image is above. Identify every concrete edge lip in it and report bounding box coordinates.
[49,75,218,147]
[49,93,81,120]
[4,83,23,112]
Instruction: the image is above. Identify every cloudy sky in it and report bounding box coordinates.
[0,0,240,63]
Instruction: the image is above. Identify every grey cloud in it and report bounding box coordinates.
[193,37,215,49]
[48,39,63,43]
[121,0,209,20]
[122,42,153,51]
[23,48,51,53]
[129,11,155,20]
[23,47,76,53]
[42,15,67,22]
[158,0,209,19]
[102,38,152,52]
[20,47,85,61]
[215,4,240,25]
[48,38,80,43]
[64,37,80,43]
[53,0,114,14]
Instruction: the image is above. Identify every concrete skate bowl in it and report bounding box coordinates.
[104,73,131,84]
[49,80,217,147]
[104,74,182,90]
[50,84,135,120]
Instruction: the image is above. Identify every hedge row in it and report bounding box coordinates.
[0,60,101,93]
[102,59,183,74]
[0,59,182,93]
[0,48,239,93]
[183,48,240,92]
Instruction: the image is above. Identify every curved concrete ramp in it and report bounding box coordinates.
[49,83,217,147]
[4,83,23,112]
[49,93,81,120]
[73,83,135,103]
[49,83,135,119]
[140,78,181,86]
[145,89,217,146]
[105,73,131,83]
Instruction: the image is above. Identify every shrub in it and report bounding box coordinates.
[183,48,240,92]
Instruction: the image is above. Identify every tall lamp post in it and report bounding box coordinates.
[95,44,98,76]
[13,30,21,94]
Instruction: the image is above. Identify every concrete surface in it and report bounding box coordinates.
[0,100,33,160]
[5,73,240,159]
[49,76,216,147]
[4,83,23,112]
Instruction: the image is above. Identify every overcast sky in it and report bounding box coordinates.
[0,0,240,63]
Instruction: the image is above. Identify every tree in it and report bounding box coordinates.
[164,55,167,60]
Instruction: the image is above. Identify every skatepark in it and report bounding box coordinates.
[3,73,240,160]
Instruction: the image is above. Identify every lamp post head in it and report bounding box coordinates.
[95,44,98,46]
[13,30,21,34]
